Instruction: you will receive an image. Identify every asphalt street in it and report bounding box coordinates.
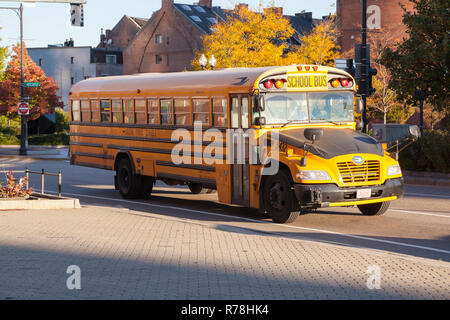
[1,157,449,263]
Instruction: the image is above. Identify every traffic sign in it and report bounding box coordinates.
[18,102,30,115]
[23,82,41,88]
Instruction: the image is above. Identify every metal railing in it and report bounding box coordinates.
[0,169,62,197]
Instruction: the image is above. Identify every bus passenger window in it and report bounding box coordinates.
[241,97,249,129]
[100,100,111,122]
[174,98,190,126]
[212,97,227,127]
[112,100,122,123]
[193,99,210,125]
[147,99,159,124]
[135,99,146,124]
[123,99,134,124]
[81,100,90,122]
[231,97,239,128]
[71,100,80,122]
[160,99,173,125]
[90,100,100,122]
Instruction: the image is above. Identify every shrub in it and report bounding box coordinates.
[0,115,20,136]
[28,132,69,146]
[399,130,450,173]
[0,171,33,198]
[55,108,70,133]
[0,132,20,145]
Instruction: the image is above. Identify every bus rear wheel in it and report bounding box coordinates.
[117,158,144,199]
[357,201,390,216]
[188,183,206,194]
[263,171,299,224]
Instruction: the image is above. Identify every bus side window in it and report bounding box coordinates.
[174,98,190,126]
[112,100,122,123]
[123,99,134,124]
[135,99,146,124]
[90,100,100,122]
[147,98,159,124]
[193,98,210,126]
[81,100,90,122]
[100,100,111,122]
[231,97,239,128]
[212,97,227,127]
[160,99,173,125]
[71,100,80,122]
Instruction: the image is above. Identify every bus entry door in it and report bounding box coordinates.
[230,95,250,206]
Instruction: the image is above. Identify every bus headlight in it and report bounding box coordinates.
[387,165,402,176]
[296,170,331,181]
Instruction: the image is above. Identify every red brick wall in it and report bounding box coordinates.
[337,0,414,54]
[123,5,205,74]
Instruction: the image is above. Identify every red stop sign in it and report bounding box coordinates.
[18,102,29,115]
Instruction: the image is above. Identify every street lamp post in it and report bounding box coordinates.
[0,3,27,154]
[360,0,368,133]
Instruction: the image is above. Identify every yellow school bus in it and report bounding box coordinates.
[69,65,403,223]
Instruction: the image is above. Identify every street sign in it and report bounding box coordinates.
[18,102,30,115]
[23,82,40,88]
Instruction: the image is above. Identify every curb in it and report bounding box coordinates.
[403,170,450,187]
[0,193,81,210]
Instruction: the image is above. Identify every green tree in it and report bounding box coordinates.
[0,26,10,77]
[380,0,449,118]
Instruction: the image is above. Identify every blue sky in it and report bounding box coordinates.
[0,0,335,49]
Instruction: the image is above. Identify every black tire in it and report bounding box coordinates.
[188,183,206,194]
[357,201,390,216]
[263,170,300,224]
[139,176,154,199]
[116,158,142,199]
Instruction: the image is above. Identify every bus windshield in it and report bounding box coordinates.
[259,92,354,125]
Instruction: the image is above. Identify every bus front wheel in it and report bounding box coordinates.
[357,201,390,216]
[263,171,300,224]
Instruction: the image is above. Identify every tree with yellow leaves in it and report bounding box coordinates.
[191,5,294,70]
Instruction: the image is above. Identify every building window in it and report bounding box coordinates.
[90,100,100,122]
[147,98,159,124]
[190,16,202,22]
[39,58,42,66]
[174,98,190,126]
[81,100,90,122]
[71,57,74,64]
[193,99,210,125]
[123,99,134,124]
[156,55,162,64]
[160,99,173,125]
[106,54,117,64]
[212,97,227,127]
[135,99,146,124]
[166,36,170,46]
[71,100,80,122]
[155,34,163,44]
[71,77,75,85]
[100,100,111,122]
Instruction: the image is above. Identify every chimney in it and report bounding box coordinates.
[100,28,106,48]
[161,0,174,9]
[264,7,283,16]
[199,0,212,8]
[295,11,312,22]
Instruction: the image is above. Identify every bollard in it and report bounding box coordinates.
[41,168,45,194]
[58,170,62,197]
[25,168,29,190]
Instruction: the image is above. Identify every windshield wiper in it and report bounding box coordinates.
[313,119,341,125]
[280,120,305,128]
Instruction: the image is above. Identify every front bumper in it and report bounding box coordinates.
[293,178,404,208]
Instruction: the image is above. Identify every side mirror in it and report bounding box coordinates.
[356,98,364,114]
[254,95,265,112]
[409,125,421,140]
[254,116,266,126]
[304,128,323,142]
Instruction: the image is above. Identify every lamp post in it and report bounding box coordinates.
[0,3,26,154]
[199,54,207,70]
[208,54,216,70]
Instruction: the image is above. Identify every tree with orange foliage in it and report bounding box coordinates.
[0,43,63,119]
[191,5,295,70]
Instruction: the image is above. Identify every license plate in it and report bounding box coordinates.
[357,189,371,199]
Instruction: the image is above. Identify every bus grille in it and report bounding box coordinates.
[337,160,380,184]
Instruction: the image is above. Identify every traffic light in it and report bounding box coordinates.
[354,44,377,97]
[70,3,84,27]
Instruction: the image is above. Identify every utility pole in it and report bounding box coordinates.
[360,0,368,133]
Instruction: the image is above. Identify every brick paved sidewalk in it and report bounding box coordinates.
[0,206,448,299]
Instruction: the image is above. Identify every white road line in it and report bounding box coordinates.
[404,192,450,199]
[54,191,450,256]
[391,209,450,218]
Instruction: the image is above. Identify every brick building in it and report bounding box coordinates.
[123,0,317,74]
[337,0,414,54]
[97,15,148,50]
